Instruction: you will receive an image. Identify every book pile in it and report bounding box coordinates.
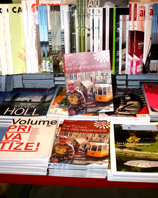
[0,87,57,126]
[48,119,110,178]
[0,118,58,175]
[107,122,158,183]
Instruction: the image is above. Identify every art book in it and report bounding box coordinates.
[109,122,158,182]
[0,117,58,162]
[63,50,114,116]
[99,88,150,122]
[49,119,110,168]
[142,84,158,117]
[0,87,56,117]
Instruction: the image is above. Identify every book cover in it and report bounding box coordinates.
[0,117,58,160]
[63,50,114,116]
[86,0,128,8]
[99,88,148,120]
[49,120,110,168]
[133,3,145,74]
[9,4,27,74]
[0,87,56,117]
[142,84,158,117]
[76,0,82,52]
[110,122,158,174]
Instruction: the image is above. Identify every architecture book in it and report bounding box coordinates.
[108,122,158,182]
[49,119,110,169]
[0,87,56,118]
[142,84,158,117]
[63,50,114,116]
[0,117,58,175]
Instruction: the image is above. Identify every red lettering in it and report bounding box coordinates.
[13,142,24,151]
[0,142,9,149]
[5,133,14,140]
[7,125,17,132]
[17,125,27,132]
[12,134,22,141]
[24,143,34,151]
[8,142,13,150]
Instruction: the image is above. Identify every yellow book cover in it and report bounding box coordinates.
[9,4,27,74]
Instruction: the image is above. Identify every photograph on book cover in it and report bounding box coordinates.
[99,88,146,117]
[49,120,110,167]
[0,87,56,117]
[111,123,158,173]
[63,50,114,116]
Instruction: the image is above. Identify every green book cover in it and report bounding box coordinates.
[9,4,26,74]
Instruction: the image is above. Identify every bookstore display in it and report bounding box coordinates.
[1,0,158,188]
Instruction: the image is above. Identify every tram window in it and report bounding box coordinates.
[98,145,102,151]
[102,145,106,150]
[98,88,102,95]
[103,87,106,95]
[91,145,97,151]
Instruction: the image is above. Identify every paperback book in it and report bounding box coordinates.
[0,117,58,175]
[63,50,114,116]
[49,119,110,169]
[108,122,158,182]
[99,88,150,122]
[0,87,56,118]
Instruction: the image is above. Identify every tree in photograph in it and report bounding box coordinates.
[126,135,141,150]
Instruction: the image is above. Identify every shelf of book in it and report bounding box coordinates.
[0,174,158,189]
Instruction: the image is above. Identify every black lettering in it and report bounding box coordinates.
[12,7,16,13]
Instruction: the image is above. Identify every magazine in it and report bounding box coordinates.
[0,87,56,117]
[63,50,114,116]
[49,119,110,169]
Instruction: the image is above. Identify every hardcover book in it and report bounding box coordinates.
[142,84,158,117]
[63,50,114,116]
[49,119,110,168]
[109,122,158,182]
[0,87,56,117]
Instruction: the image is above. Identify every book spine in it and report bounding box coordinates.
[115,10,120,74]
[98,8,103,51]
[94,8,98,51]
[128,3,134,74]
[133,3,145,75]
[125,14,129,74]
[0,5,8,75]
[81,0,85,52]
[106,8,109,50]
[119,15,123,74]
[109,8,113,72]
[102,8,106,50]
[77,0,81,52]
[90,8,94,51]
[69,5,73,53]
[112,7,116,75]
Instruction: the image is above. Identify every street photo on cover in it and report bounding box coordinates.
[63,50,114,116]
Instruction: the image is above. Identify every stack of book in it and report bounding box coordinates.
[48,119,110,178]
[108,122,158,183]
[0,117,58,175]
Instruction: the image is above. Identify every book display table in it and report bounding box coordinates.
[0,174,158,189]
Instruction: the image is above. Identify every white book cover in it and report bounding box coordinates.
[143,3,153,65]
[3,4,14,75]
[125,15,129,74]
[85,7,90,52]
[0,118,58,161]
[0,5,8,75]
